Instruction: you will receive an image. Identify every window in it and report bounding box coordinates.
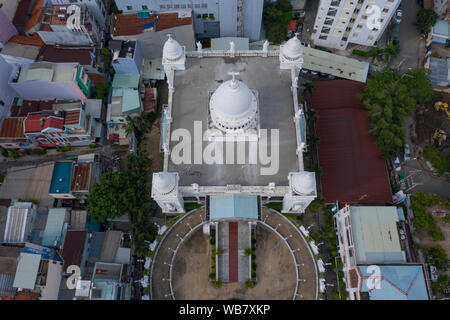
[142,5,148,10]
[160,5,166,9]
[126,5,132,10]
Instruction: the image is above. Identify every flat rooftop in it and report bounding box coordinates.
[168,56,298,186]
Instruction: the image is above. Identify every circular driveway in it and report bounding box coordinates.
[151,207,317,300]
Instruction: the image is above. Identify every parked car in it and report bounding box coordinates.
[301,68,309,74]
[394,157,401,172]
[301,41,311,47]
[328,74,336,79]
[296,22,303,35]
[404,144,411,161]
[310,70,318,76]
[395,9,402,24]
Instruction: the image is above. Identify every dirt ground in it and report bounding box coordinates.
[414,92,450,156]
[171,225,297,300]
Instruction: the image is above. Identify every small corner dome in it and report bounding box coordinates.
[210,80,255,119]
[153,172,177,195]
[163,36,183,61]
[291,172,315,195]
[282,36,303,60]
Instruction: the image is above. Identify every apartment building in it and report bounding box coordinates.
[48,0,108,29]
[312,0,401,50]
[113,0,263,41]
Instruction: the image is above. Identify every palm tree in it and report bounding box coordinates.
[382,43,400,62]
[368,47,384,63]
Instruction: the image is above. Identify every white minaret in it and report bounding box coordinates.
[280,34,304,73]
[162,34,186,89]
[151,172,185,214]
[282,172,317,214]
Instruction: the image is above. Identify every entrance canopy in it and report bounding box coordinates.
[210,194,258,220]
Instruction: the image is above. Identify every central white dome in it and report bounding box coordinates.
[163,36,183,61]
[209,79,257,132]
[282,36,303,61]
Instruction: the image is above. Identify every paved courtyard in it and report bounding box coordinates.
[151,207,317,300]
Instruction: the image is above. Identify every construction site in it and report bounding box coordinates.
[414,92,450,175]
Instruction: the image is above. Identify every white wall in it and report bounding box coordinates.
[0,56,16,120]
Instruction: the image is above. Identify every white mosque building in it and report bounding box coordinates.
[151,34,324,218]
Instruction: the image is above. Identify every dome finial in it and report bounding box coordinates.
[227,71,240,89]
[167,34,173,40]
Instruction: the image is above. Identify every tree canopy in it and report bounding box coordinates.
[87,153,152,222]
[416,8,438,34]
[263,0,293,44]
[359,68,433,159]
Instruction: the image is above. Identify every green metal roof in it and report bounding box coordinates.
[112,73,139,88]
[433,19,449,38]
[42,208,67,247]
[302,46,370,83]
[210,194,258,220]
[121,88,141,115]
[350,206,406,263]
[12,253,41,289]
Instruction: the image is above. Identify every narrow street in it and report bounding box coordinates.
[389,0,424,71]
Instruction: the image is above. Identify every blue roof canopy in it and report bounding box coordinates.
[210,195,258,220]
[359,264,429,300]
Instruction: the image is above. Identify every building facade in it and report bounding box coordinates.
[312,0,401,49]
[110,40,143,74]
[113,0,263,41]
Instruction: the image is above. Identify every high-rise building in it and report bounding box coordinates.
[312,0,401,49]
[113,0,263,41]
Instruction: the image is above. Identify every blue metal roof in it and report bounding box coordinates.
[210,195,258,220]
[42,208,67,247]
[49,162,73,194]
[359,265,429,300]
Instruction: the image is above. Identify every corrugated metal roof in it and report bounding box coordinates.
[70,163,91,191]
[115,247,131,265]
[61,230,87,270]
[41,208,67,247]
[311,80,392,205]
[39,260,63,300]
[3,203,33,243]
[0,274,17,295]
[12,253,41,289]
[112,73,139,88]
[210,195,258,220]
[303,47,369,83]
[350,206,405,264]
[359,264,429,300]
[433,19,449,37]
[121,89,141,114]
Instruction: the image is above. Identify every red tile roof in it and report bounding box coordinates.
[38,45,93,65]
[8,33,44,47]
[42,116,64,130]
[12,0,32,26]
[113,13,155,37]
[311,80,392,206]
[113,11,192,36]
[24,0,45,33]
[24,114,44,133]
[287,20,297,31]
[64,109,81,125]
[143,88,156,112]
[61,230,87,270]
[14,292,39,300]
[0,118,25,138]
[155,12,193,32]
[70,163,90,191]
